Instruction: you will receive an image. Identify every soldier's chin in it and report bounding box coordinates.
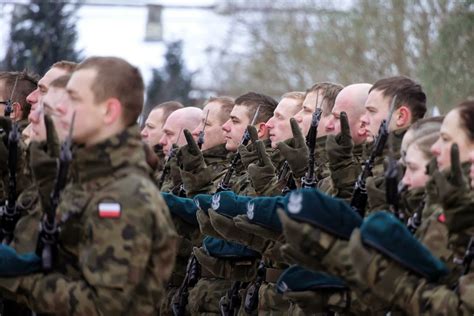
[225,141,238,152]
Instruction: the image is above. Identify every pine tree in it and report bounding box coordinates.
[1,0,82,75]
[144,40,193,116]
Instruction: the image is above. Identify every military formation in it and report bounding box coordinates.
[0,56,472,316]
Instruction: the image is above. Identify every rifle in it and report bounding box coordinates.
[35,113,75,271]
[0,74,21,244]
[0,123,20,244]
[301,107,322,188]
[3,75,19,118]
[244,260,265,314]
[350,96,397,217]
[407,200,425,234]
[172,254,201,316]
[217,105,261,192]
[219,281,243,316]
[158,129,183,190]
[459,237,473,276]
[197,110,210,150]
[385,113,404,222]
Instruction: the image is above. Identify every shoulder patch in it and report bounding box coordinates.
[437,213,446,223]
[98,201,121,219]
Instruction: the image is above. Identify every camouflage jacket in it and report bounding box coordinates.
[11,125,178,316]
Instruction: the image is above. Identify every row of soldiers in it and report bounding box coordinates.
[0,56,472,315]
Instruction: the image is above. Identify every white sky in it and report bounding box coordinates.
[0,0,230,89]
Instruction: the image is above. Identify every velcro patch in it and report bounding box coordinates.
[98,202,121,219]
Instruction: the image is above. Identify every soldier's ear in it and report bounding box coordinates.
[12,102,22,118]
[256,122,268,139]
[103,97,123,126]
[395,105,411,129]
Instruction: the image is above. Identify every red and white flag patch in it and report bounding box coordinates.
[98,202,122,219]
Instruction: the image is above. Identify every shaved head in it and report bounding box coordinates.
[159,107,202,155]
[325,83,372,145]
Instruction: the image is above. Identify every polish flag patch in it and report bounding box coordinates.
[98,202,122,219]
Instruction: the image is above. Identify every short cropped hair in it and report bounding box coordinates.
[235,92,278,123]
[0,70,39,119]
[76,56,145,125]
[370,76,427,122]
[205,96,235,125]
[51,60,78,73]
[306,82,344,116]
[151,101,184,124]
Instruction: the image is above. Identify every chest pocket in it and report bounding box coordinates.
[58,189,91,257]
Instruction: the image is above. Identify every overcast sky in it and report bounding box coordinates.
[0,0,230,88]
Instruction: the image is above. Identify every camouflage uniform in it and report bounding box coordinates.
[3,126,178,315]
[163,144,230,316]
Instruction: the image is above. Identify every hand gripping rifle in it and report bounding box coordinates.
[35,113,75,271]
[301,107,323,188]
[384,108,405,222]
[0,75,21,244]
[172,254,200,316]
[3,75,19,118]
[217,105,261,193]
[0,123,20,245]
[350,96,397,217]
[158,129,183,190]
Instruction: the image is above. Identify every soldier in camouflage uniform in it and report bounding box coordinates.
[1,56,178,315]
[348,101,474,315]
[141,101,184,182]
[188,92,278,315]
[0,65,77,315]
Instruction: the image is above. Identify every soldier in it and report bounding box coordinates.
[26,61,77,141]
[0,71,38,130]
[141,101,183,179]
[322,83,372,198]
[159,106,202,192]
[1,56,178,315]
[348,101,474,315]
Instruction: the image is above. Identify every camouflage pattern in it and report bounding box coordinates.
[187,277,232,315]
[181,143,229,197]
[7,125,178,315]
[161,154,182,194]
[152,144,166,184]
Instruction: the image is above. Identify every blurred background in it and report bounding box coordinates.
[0,0,472,119]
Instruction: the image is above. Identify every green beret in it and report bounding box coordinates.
[193,194,213,214]
[246,195,285,231]
[276,265,347,293]
[203,236,261,259]
[361,211,449,281]
[161,192,198,226]
[285,188,362,239]
[211,191,253,218]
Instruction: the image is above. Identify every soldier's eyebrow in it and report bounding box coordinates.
[230,115,240,122]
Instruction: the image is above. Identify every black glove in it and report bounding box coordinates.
[277,118,308,179]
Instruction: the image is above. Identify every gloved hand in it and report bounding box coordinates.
[193,246,258,281]
[238,125,260,168]
[196,209,223,239]
[284,290,349,314]
[248,140,277,193]
[348,228,410,304]
[277,119,308,179]
[29,114,60,213]
[178,129,206,171]
[0,244,41,276]
[326,112,353,164]
[432,144,469,207]
[178,130,213,195]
